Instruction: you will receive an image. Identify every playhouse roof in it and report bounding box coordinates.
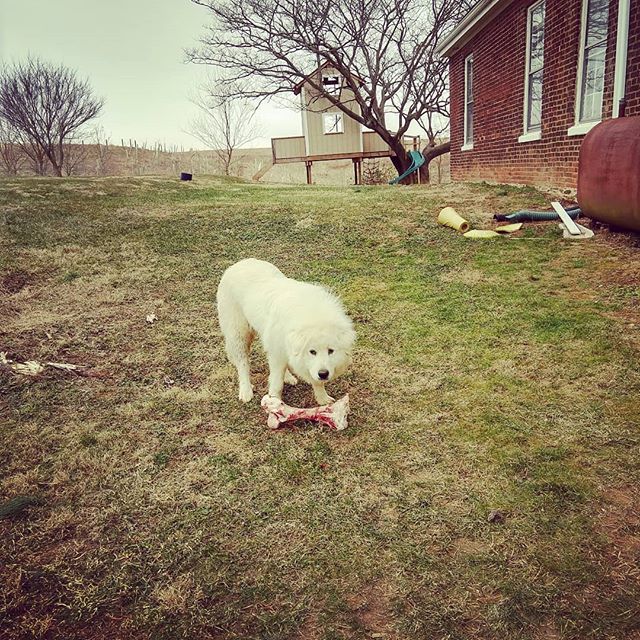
[292,61,365,95]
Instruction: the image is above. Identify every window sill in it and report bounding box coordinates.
[567,121,600,136]
[461,143,474,151]
[518,130,542,143]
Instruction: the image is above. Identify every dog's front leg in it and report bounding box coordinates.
[312,382,334,405]
[267,355,287,399]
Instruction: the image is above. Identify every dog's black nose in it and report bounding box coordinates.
[318,369,329,380]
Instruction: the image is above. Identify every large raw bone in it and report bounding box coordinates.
[260,394,350,431]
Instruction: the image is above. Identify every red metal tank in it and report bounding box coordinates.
[577,116,640,232]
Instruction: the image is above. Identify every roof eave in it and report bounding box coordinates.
[436,0,516,57]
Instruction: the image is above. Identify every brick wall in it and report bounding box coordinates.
[449,0,638,189]
[625,0,640,114]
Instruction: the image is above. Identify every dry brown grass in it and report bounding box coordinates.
[1,175,639,639]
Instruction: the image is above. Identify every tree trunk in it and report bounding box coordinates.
[389,140,412,183]
[56,141,65,177]
[36,157,47,175]
[43,142,64,177]
[418,141,451,184]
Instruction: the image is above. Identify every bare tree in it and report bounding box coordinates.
[417,108,451,183]
[0,118,24,176]
[90,125,113,176]
[188,82,261,176]
[22,138,49,175]
[0,58,104,177]
[1,119,48,175]
[63,135,89,176]
[188,0,473,179]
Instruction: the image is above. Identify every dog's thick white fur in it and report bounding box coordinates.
[217,258,355,404]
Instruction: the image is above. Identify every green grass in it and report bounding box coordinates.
[1,175,639,640]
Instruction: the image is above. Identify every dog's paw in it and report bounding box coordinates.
[239,385,254,403]
[314,393,335,405]
[284,371,298,386]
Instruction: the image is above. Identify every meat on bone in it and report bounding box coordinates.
[260,394,350,431]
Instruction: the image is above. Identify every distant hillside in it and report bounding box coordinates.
[1,142,449,185]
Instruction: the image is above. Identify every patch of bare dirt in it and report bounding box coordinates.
[596,250,640,342]
[588,221,640,250]
[295,610,322,640]
[532,621,563,640]
[346,582,398,639]
[546,234,639,348]
[567,485,640,635]
[1,270,33,294]
[602,266,640,289]
[599,486,640,564]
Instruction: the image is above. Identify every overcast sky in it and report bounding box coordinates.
[0,0,301,149]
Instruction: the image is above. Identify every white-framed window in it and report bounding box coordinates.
[569,0,610,135]
[520,0,545,143]
[462,54,474,150]
[323,112,344,134]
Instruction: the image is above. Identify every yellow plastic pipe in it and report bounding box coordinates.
[495,222,523,233]
[463,229,502,239]
[437,207,470,233]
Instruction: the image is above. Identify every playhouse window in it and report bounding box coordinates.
[322,74,341,94]
[523,1,545,134]
[577,0,610,123]
[323,112,344,134]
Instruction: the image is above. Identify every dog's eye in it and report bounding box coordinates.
[309,349,316,355]
[328,349,334,355]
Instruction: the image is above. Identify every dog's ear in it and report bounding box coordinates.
[286,329,307,357]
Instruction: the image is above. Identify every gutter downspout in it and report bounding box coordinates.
[612,0,630,118]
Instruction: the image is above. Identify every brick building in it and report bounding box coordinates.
[436,0,638,188]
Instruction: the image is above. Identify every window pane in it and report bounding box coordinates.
[586,0,609,48]
[580,43,605,122]
[464,56,473,144]
[323,113,343,134]
[529,3,545,73]
[322,74,341,95]
[528,69,543,130]
[525,2,545,132]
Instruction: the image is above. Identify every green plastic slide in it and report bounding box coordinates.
[388,150,425,185]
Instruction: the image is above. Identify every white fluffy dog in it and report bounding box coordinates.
[217,258,355,404]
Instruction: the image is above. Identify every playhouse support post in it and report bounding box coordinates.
[305,161,313,185]
[352,158,362,185]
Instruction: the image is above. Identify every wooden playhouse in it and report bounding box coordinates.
[270,63,418,184]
